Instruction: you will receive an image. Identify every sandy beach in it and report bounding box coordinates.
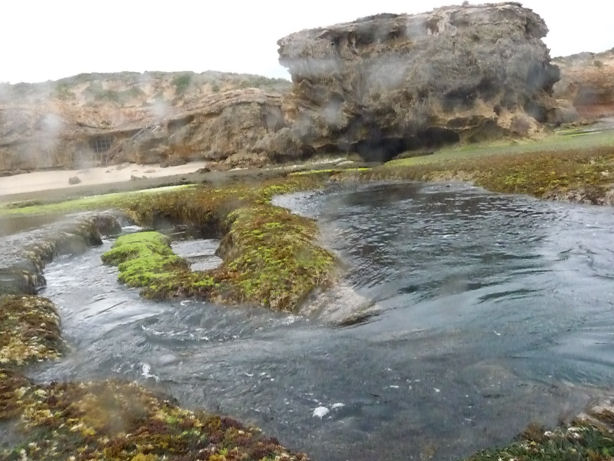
[0,161,210,197]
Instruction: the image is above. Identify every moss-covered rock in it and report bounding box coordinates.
[100,176,336,312]
[0,379,308,460]
[217,204,335,311]
[371,146,614,204]
[0,295,63,367]
[102,231,216,299]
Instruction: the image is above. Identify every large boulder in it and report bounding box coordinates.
[273,2,560,161]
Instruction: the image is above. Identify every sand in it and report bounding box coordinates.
[0,161,209,197]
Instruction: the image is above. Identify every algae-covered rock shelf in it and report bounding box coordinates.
[0,295,63,367]
[0,176,324,459]
[0,373,308,460]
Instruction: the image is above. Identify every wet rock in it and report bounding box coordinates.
[273,3,560,161]
[0,213,121,295]
[0,379,310,460]
[0,295,63,366]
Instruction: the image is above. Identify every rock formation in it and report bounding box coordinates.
[553,48,614,120]
[0,3,572,172]
[273,2,560,161]
[0,72,289,173]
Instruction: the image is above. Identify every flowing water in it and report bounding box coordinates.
[28,181,614,460]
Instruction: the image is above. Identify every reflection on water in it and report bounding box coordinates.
[29,182,614,460]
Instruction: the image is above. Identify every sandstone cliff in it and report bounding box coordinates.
[553,48,614,120]
[1,3,568,173]
[0,72,289,173]
[272,2,560,161]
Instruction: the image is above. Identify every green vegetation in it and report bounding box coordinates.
[467,421,614,461]
[0,295,63,367]
[98,176,335,311]
[172,73,193,95]
[0,378,308,460]
[289,167,371,177]
[102,231,215,299]
[220,204,335,310]
[368,145,614,204]
[0,185,192,217]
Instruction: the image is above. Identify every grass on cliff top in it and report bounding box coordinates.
[0,295,63,367]
[0,376,308,460]
[466,421,614,461]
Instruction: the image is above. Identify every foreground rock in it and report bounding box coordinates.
[0,375,308,460]
[273,2,560,161]
[0,72,289,173]
[0,213,121,294]
[0,295,62,366]
[467,400,614,460]
[554,48,614,120]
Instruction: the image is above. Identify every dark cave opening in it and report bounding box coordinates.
[351,127,460,162]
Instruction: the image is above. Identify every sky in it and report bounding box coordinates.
[1,0,613,84]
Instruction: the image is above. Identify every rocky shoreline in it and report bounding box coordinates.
[2,2,614,459]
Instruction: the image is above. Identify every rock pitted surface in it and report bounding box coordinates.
[0,72,289,173]
[554,48,614,120]
[273,2,560,161]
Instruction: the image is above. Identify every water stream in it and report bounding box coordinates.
[29,181,614,460]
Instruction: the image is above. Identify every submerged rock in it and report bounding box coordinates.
[0,213,121,294]
[273,2,560,161]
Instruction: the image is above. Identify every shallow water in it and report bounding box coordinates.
[29,181,614,460]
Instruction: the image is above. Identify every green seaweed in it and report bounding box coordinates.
[466,421,614,461]
[218,204,335,311]
[102,231,215,299]
[370,146,614,204]
[0,295,63,367]
[0,379,308,460]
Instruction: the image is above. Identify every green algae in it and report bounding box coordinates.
[0,295,63,367]
[218,204,335,311]
[0,185,193,217]
[288,167,371,177]
[370,146,614,204]
[97,176,335,311]
[0,378,308,460]
[102,231,216,299]
[466,421,614,461]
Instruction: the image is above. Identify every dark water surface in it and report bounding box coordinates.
[31,182,614,460]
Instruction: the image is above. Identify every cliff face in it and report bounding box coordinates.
[0,72,290,172]
[273,2,560,161]
[553,49,614,120]
[0,3,566,173]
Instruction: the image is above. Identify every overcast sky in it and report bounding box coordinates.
[1,0,612,84]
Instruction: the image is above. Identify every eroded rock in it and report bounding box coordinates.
[0,72,289,172]
[0,213,121,294]
[273,2,560,161]
[554,48,614,120]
